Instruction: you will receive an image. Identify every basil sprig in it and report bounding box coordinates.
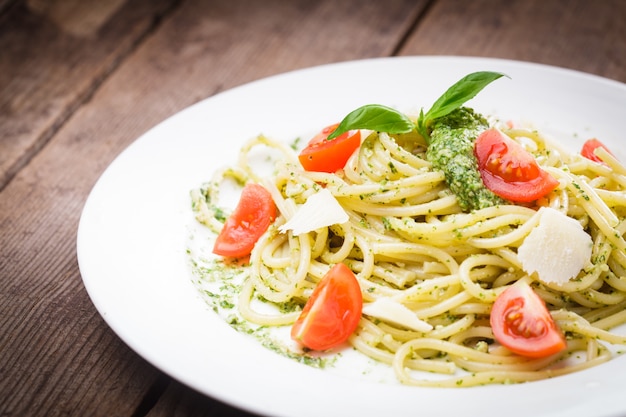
[327,71,508,142]
[327,104,415,140]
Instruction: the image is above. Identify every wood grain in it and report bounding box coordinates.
[0,0,178,191]
[401,0,626,83]
[146,380,263,417]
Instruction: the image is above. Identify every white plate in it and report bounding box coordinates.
[77,56,626,417]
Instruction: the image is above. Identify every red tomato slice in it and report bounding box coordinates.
[581,138,614,164]
[291,263,363,351]
[490,282,566,358]
[213,183,276,258]
[474,129,559,202]
[298,123,361,173]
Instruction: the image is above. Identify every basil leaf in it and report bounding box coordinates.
[417,71,508,138]
[327,104,415,140]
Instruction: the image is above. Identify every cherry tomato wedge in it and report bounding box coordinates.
[213,183,276,258]
[490,282,566,358]
[581,138,614,164]
[298,123,361,173]
[291,263,363,351]
[474,128,558,202]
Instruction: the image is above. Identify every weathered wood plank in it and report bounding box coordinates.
[401,0,626,83]
[146,380,263,417]
[0,1,179,416]
[0,0,178,191]
[0,0,425,416]
[0,0,18,16]
[0,258,164,416]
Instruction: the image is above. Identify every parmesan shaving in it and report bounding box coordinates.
[278,188,348,235]
[518,207,592,285]
[362,298,433,332]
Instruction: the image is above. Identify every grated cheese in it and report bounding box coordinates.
[362,298,433,332]
[278,188,348,236]
[518,207,592,285]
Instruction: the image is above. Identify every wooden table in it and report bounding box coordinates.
[1,0,625,416]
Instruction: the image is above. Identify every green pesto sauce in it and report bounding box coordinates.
[426,107,506,211]
[187,250,337,369]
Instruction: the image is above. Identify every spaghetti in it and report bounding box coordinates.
[191,116,626,387]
